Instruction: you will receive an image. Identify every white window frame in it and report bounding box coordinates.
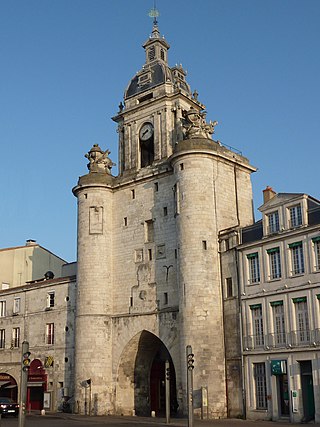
[271,302,286,346]
[46,292,55,309]
[289,204,302,228]
[267,210,280,234]
[289,242,304,275]
[247,253,260,284]
[312,237,320,271]
[268,248,281,280]
[293,298,310,344]
[251,305,264,347]
[0,301,6,317]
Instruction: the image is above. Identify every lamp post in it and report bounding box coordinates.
[186,345,194,427]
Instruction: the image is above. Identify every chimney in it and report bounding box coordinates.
[263,186,276,204]
[26,239,37,246]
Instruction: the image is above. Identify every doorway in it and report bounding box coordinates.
[300,360,315,422]
[277,373,289,417]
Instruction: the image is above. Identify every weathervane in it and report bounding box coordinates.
[148,1,159,24]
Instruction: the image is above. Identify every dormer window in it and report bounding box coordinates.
[289,204,302,228]
[267,211,279,234]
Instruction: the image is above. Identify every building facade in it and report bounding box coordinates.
[220,187,320,423]
[0,239,66,290]
[0,264,76,411]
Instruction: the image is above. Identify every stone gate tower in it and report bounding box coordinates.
[73,16,256,418]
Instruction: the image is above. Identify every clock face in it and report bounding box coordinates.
[139,123,154,141]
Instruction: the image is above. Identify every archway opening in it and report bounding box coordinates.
[0,373,18,401]
[117,330,177,417]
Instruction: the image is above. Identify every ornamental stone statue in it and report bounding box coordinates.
[85,144,115,174]
[182,107,218,140]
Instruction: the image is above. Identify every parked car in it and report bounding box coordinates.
[0,397,19,416]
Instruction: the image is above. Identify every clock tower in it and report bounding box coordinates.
[73,13,256,419]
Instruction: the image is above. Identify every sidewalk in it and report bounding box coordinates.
[29,411,320,426]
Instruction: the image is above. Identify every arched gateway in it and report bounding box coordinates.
[116,330,177,417]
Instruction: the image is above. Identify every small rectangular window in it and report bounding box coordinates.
[0,301,6,317]
[12,327,20,348]
[124,217,128,226]
[164,293,168,305]
[154,182,158,192]
[0,329,5,349]
[267,211,280,234]
[46,323,54,345]
[180,163,184,171]
[46,292,55,309]
[289,204,302,228]
[163,207,168,216]
[145,220,154,243]
[312,237,320,271]
[251,305,264,347]
[226,278,233,298]
[289,242,304,275]
[131,189,135,199]
[148,248,152,261]
[13,298,21,314]
[247,253,260,284]
[202,240,207,250]
[267,248,281,279]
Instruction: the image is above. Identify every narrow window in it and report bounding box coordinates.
[271,301,286,346]
[293,298,310,344]
[202,240,207,250]
[289,204,302,228]
[163,207,168,216]
[254,363,267,409]
[13,298,21,314]
[289,242,304,275]
[0,329,5,349]
[145,220,154,243]
[124,217,128,226]
[46,292,55,309]
[180,163,184,171]
[84,194,87,199]
[267,247,281,279]
[46,323,55,345]
[164,292,168,305]
[130,297,133,307]
[148,248,152,261]
[131,189,135,199]
[175,249,178,259]
[251,304,264,347]
[0,301,6,317]
[12,327,20,348]
[154,182,159,192]
[226,278,233,298]
[312,236,320,270]
[247,253,260,284]
[160,48,165,60]
[267,211,280,233]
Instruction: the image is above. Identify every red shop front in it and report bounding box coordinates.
[27,360,47,411]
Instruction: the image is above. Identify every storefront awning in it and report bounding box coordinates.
[0,381,10,387]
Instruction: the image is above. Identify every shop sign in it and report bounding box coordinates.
[271,360,286,375]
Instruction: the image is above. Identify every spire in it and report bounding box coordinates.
[148,5,160,39]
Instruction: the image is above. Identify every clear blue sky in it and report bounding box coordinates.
[1,0,319,262]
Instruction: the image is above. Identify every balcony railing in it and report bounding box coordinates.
[243,328,320,351]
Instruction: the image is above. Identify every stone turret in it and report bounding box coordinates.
[72,146,115,414]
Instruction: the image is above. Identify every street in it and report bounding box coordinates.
[0,413,316,427]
